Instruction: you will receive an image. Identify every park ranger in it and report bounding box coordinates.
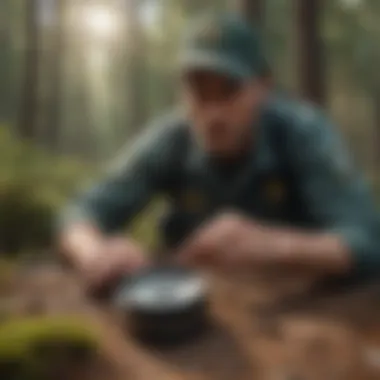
[59,12,380,292]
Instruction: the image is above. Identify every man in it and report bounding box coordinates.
[58,12,380,292]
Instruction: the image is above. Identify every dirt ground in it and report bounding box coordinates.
[3,265,380,380]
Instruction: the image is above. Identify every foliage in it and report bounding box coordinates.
[1,0,380,255]
[1,0,379,161]
[0,126,92,254]
[0,316,99,380]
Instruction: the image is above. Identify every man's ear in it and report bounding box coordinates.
[260,70,274,89]
[249,76,272,103]
[250,72,273,89]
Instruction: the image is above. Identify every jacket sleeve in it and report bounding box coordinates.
[288,107,380,275]
[59,121,182,234]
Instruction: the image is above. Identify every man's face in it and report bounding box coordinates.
[181,70,268,156]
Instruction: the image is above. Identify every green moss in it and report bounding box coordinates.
[0,316,99,380]
[0,126,94,254]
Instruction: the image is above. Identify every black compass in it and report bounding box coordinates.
[114,264,210,346]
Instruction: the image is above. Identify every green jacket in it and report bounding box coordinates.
[61,94,380,276]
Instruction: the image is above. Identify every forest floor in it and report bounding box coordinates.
[3,263,380,380]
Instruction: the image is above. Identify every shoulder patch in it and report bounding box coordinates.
[180,189,207,212]
[264,178,287,204]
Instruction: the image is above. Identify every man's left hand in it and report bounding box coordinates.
[177,212,291,269]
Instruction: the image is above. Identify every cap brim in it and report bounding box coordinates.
[179,50,253,81]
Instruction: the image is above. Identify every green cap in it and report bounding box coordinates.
[179,13,266,81]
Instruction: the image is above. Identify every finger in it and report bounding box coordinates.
[125,256,150,273]
[177,241,205,266]
[176,244,197,266]
[178,243,218,269]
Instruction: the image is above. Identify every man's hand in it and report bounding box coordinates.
[59,225,150,294]
[177,212,351,274]
[80,236,150,292]
[177,212,266,268]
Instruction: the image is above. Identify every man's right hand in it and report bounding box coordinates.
[81,236,150,292]
[59,225,150,294]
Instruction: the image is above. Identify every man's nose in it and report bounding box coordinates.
[204,103,224,120]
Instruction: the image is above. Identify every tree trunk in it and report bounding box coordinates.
[296,0,326,106]
[181,0,205,16]
[125,0,147,136]
[0,0,12,123]
[373,88,380,167]
[44,0,66,149]
[233,0,264,26]
[74,37,96,159]
[17,0,40,140]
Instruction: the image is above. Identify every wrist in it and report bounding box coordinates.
[62,225,106,270]
[237,222,309,265]
[272,230,351,273]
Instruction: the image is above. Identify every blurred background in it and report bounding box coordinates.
[1,2,380,379]
[1,0,380,255]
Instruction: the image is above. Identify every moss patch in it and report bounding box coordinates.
[0,316,99,380]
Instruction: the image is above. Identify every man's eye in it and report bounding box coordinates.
[222,82,241,98]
